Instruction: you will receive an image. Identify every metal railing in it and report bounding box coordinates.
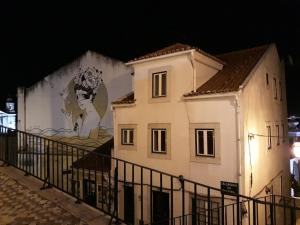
[0,125,300,225]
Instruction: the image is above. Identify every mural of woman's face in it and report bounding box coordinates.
[76,89,92,110]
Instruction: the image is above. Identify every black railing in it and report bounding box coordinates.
[0,125,300,225]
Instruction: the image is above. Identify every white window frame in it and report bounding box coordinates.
[195,129,215,157]
[152,71,167,98]
[121,129,134,145]
[151,128,167,153]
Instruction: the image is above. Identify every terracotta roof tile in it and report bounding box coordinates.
[184,45,269,97]
[112,92,135,104]
[128,43,225,64]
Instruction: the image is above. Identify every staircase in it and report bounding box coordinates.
[0,125,300,225]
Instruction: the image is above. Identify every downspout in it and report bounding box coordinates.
[235,90,244,195]
[112,106,117,159]
[190,50,196,92]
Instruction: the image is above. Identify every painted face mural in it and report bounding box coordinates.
[63,67,108,138]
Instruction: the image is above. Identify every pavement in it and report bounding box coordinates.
[0,161,110,225]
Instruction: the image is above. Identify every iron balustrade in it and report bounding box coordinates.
[0,125,300,225]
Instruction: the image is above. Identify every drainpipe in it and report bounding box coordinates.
[235,91,244,195]
[190,50,196,92]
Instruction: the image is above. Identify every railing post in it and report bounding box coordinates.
[252,200,256,225]
[236,194,240,225]
[208,188,211,225]
[140,167,144,225]
[270,196,274,225]
[221,193,225,225]
[292,198,296,225]
[40,145,51,190]
[179,175,185,225]
[114,162,119,224]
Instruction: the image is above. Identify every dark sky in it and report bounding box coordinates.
[0,1,299,115]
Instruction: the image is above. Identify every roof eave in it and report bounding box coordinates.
[183,91,237,100]
[125,50,194,65]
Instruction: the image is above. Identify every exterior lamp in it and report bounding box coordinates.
[293,142,300,157]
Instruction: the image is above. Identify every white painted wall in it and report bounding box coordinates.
[240,44,290,197]
[114,52,237,185]
[17,51,132,138]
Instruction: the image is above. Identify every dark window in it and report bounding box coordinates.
[152,71,167,97]
[276,125,280,145]
[282,124,285,143]
[273,78,277,100]
[195,129,215,157]
[279,81,282,101]
[267,126,272,149]
[266,73,269,85]
[121,129,134,145]
[152,129,167,153]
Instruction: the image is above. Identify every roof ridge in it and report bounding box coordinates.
[216,44,270,58]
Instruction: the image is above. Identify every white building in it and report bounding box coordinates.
[0,110,16,129]
[17,50,132,148]
[112,43,290,224]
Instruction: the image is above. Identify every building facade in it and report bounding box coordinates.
[18,50,132,144]
[112,43,290,224]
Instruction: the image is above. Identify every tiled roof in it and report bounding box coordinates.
[184,45,269,97]
[112,92,135,104]
[128,43,225,64]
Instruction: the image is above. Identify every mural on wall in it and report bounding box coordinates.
[62,66,108,138]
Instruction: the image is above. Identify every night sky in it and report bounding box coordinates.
[1,1,299,115]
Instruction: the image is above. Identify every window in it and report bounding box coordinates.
[151,129,166,153]
[195,129,215,157]
[276,125,280,145]
[267,126,272,149]
[121,129,134,145]
[273,78,277,100]
[282,124,285,143]
[152,71,167,97]
[266,73,269,86]
[189,123,220,164]
[118,124,137,151]
[279,81,282,101]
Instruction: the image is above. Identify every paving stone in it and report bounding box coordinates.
[0,170,88,225]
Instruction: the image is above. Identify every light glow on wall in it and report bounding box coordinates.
[293,142,300,157]
[248,133,259,165]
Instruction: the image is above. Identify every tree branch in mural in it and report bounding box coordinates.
[63,67,108,138]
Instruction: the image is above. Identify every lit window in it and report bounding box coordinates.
[276,125,280,145]
[121,129,134,145]
[152,129,166,153]
[267,126,272,149]
[195,129,215,157]
[152,71,167,97]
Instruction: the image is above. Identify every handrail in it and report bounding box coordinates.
[0,125,298,225]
